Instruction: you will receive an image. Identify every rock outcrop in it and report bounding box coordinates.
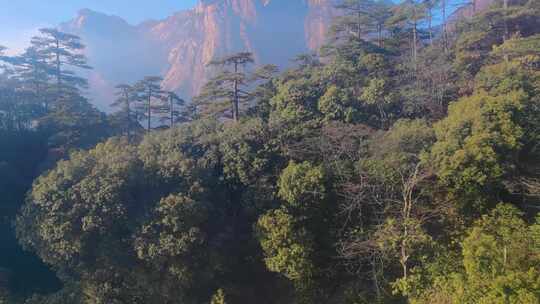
[61,0,336,110]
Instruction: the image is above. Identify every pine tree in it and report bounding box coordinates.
[332,0,374,42]
[159,91,186,128]
[30,28,91,99]
[441,0,449,51]
[0,59,40,131]
[423,0,438,46]
[7,47,52,113]
[371,1,393,48]
[0,47,49,128]
[388,0,428,71]
[195,52,254,122]
[134,76,164,131]
[111,84,137,140]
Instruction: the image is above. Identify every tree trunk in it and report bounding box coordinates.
[401,254,408,280]
[170,95,174,127]
[56,38,61,100]
[36,81,47,113]
[442,0,448,52]
[125,91,131,140]
[413,23,417,70]
[378,24,383,48]
[503,0,510,62]
[428,9,433,46]
[233,62,239,122]
[357,11,362,39]
[371,259,381,299]
[503,0,509,38]
[147,88,152,132]
[412,5,418,73]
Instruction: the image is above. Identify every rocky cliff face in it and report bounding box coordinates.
[61,0,336,110]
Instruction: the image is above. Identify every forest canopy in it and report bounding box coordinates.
[0,0,539,303]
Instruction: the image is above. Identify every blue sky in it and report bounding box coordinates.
[0,0,198,54]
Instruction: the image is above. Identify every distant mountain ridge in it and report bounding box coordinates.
[60,0,336,110]
[60,0,494,111]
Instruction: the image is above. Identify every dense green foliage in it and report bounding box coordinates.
[1,0,539,303]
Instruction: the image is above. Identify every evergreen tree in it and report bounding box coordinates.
[134,76,164,131]
[371,0,394,47]
[388,0,428,71]
[332,0,393,48]
[195,52,254,121]
[30,28,91,99]
[111,84,137,140]
[6,47,52,113]
[332,0,375,41]
[159,91,186,127]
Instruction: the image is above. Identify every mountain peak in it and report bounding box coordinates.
[60,0,336,111]
[77,8,99,16]
[67,8,132,30]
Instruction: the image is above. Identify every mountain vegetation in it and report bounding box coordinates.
[0,0,539,303]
